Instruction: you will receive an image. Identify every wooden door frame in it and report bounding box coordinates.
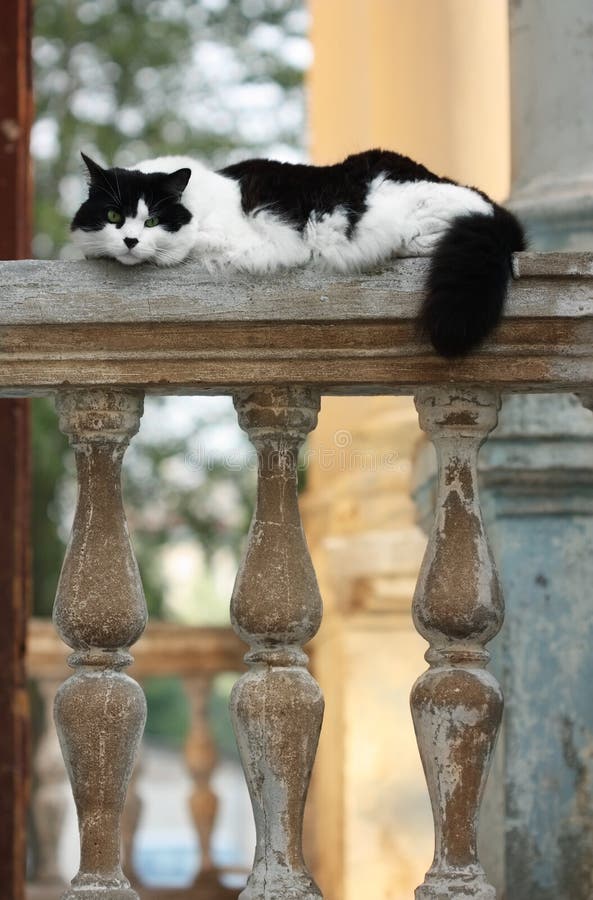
[0,0,33,896]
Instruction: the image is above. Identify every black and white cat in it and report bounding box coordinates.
[71,149,525,356]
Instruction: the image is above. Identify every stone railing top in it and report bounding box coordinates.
[1,252,592,324]
[1,251,592,394]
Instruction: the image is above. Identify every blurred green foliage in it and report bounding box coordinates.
[31,399,70,617]
[143,676,190,746]
[33,0,309,258]
[32,0,307,615]
[209,672,243,758]
[32,395,257,618]
[143,672,239,759]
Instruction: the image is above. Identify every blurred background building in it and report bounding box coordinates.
[306,4,593,900]
[23,2,593,900]
[305,3,509,897]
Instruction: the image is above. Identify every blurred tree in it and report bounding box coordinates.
[31,0,308,617]
[123,396,256,620]
[31,400,70,615]
[32,395,257,618]
[33,0,309,258]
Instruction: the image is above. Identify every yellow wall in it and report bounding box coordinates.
[309,0,510,199]
[305,3,510,898]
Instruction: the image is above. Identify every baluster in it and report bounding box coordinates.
[411,388,503,900]
[183,673,219,879]
[231,387,324,900]
[32,676,68,887]
[53,390,147,900]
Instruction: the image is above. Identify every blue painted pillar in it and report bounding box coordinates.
[414,4,593,893]
[414,396,593,899]
[476,3,593,896]
[478,396,593,898]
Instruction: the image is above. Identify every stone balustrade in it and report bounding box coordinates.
[26,620,245,899]
[5,251,593,899]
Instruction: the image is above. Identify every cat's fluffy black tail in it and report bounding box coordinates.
[421,205,526,357]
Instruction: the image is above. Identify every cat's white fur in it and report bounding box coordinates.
[73,154,494,272]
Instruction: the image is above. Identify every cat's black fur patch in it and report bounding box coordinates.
[219,149,452,236]
[71,155,192,234]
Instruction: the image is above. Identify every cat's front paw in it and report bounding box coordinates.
[227,250,278,273]
[194,229,228,252]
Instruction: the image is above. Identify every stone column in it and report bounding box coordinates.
[508,0,593,250]
[475,3,593,897]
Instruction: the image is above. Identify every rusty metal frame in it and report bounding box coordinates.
[0,0,33,896]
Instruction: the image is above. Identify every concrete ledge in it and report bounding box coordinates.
[0,252,592,394]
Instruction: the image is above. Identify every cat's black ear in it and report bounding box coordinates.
[81,152,107,184]
[166,168,191,197]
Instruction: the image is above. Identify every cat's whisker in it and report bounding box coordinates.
[93,165,121,205]
[150,194,180,212]
[78,236,117,247]
[78,244,111,254]
[154,248,181,264]
[112,167,122,204]
[94,181,122,208]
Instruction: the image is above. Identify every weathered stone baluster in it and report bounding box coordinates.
[231,387,324,900]
[411,388,503,900]
[53,390,147,900]
[183,673,218,879]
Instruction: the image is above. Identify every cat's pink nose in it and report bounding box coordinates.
[124,237,139,249]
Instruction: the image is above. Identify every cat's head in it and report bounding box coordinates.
[70,153,193,266]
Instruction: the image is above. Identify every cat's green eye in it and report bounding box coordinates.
[107,210,122,224]
[145,216,160,228]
